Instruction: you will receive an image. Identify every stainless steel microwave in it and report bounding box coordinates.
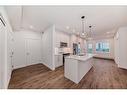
[60,42,68,48]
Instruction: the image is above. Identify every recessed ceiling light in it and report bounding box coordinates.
[66,26,70,29]
[30,25,34,29]
[106,32,110,34]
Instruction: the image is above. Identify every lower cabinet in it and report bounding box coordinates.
[55,54,63,68]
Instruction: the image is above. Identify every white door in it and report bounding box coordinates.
[0,17,3,88]
[0,16,6,88]
[25,39,42,66]
[0,16,14,89]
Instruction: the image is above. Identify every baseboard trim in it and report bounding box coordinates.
[42,62,55,71]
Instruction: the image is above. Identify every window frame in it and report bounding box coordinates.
[95,42,110,53]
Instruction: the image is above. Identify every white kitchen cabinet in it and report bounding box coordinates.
[55,54,63,68]
[64,54,94,84]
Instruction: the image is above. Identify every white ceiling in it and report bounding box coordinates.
[5,6,127,38]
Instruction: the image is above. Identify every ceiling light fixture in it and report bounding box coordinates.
[30,25,34,29]
[106,32,110,34]
[82,32,85,35]
[89,25,92,32]
[66,26,70,29]
[87,25,93,40]
[81,16,87,37]
[89,25,92,36]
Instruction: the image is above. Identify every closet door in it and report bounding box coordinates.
[26,39,42,66]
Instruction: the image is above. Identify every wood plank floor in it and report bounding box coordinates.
[8,58,127,89]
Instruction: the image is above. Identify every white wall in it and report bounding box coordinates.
[0,7,14,88]
[13,30,42,69]
[0,18,2,89]
[0,13,5,89]
[114,27,127,69]
[87,38,114,59]
[42,25,55,70]
[114,32,119,65]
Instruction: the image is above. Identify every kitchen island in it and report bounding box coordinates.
[64,54,94,84]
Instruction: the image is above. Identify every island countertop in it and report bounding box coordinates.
[65,53,95,61]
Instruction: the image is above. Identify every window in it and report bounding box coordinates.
[96,42,109,52]
[88,44,93,53]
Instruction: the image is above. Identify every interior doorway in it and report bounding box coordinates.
[25,38,42,66]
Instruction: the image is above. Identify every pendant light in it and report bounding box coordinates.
[81,16,87,37]
[89,25,92,35]
[87,25,93,40]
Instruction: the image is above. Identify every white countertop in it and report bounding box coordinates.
[65,53,95,61]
